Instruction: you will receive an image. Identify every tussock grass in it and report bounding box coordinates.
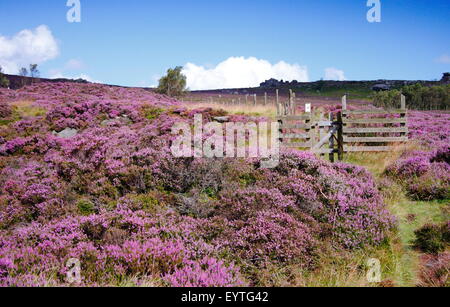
[181,102,278,117]
[11,100,47,117]
[340,150,449,287]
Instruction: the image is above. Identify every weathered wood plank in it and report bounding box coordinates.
[281,133,310,139]
[316,120,333,127]
[280,123,311,130]
[343,109,407,115]
[344,146,395,152]
[276,115,311,121]
[343,118,407,124]
[343,127,409,133]
[344,136,409,143]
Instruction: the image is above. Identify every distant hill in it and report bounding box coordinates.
[3,74,90,90]
[3,72,448,100]
[192,73,449,100]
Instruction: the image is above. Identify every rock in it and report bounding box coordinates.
[53,128,78,139]
[260,78,281,88]
[213,116,230,123]
[372,84,391,91]
[101,116,132,126]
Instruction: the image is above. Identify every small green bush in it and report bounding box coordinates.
[414,223,450,254]
[77,199,96,216]
[142,106,164,120]
[0,66,10,88]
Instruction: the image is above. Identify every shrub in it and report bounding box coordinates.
[0,102,12,118]
[414,223,450,254]
[222,210,317,266]
[386,148,450,200]
[142,105,164,120]
[0,66,9,88]
[77,199,96,216]
[164,257,244,287]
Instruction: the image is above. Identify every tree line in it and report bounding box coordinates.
[0,64,41,88]
[373,83,450,110]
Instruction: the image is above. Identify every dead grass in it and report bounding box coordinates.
[342,141,422,176]
[11,100,47,117]
[181,102,278,117]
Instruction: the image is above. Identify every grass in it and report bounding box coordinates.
[340,150,449,287]
[181,102,278,117]
[11,100,47,117]
[0,100,47,127]
[301,88,373,100]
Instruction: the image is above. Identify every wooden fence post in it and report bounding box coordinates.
[289,89,294,115]
[276,89,279,106]
[329,113,335,162]
[264,92,267,106]
[305,103,314,149]
[338,95,347,161]
[253,94,257,106]
[400,94,407,139]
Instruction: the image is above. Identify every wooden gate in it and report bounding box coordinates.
[340,95,408,154]
[277,94,409,161]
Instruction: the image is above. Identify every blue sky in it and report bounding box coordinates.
[0,0,449,89]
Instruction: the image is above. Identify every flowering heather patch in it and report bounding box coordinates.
[0,82,395,286]
[0,102,12,119]
[385,111,450,200]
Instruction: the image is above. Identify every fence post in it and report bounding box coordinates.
[292,92,296,115]
[329,113,335,163]
[401,94,406,110]
[276,89,279,106]
[400,94,407,139]
[254,94,257,106]
[337,95,347,161]
[306,103,315,149]
[289,89,294,115]
[245,94,248,104]
[264,92,267,106]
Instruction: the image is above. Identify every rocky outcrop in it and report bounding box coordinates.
[372,84,391,91]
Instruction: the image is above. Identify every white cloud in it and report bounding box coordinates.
[324,67,346,81]
[0,25,59,74]
[436,54,450,64]
[182,56,309,90]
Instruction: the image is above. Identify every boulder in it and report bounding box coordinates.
[213,116,230,123]
[53,128,78,139]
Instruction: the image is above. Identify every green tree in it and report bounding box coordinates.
[0,66,10,88]
[29,64,40,78]
[156,66,187,97]
[19,67,28,77]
